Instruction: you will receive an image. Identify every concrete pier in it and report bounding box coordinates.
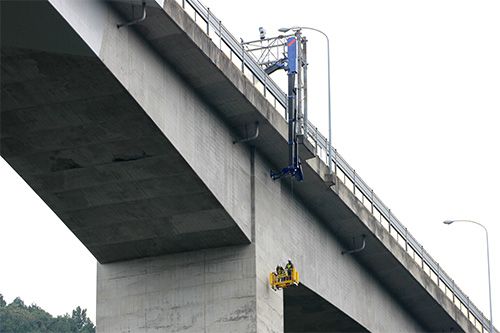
[97,245,257,332]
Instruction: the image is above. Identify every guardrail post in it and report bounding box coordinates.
[370,190,374,214]
[182,0,185,9]
[334,148,338,177]
[452,280,456,303]
[420,245,424,268]
[207,8,210,35]
[314,127,318,155]
[353,170,356,195]
[437,264,440,287]
[404,227,408,251]
[219,20,222,49]
[241,40,245,72]
[388,209,392,233]
[325,138,328,162]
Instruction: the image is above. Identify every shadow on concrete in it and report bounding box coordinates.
[285,284,369,333]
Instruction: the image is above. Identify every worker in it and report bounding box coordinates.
[271,271,277,290]
[276,265,285,281]
[285,260,294,278]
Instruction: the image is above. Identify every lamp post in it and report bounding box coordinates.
[279,26,333,175]
[444,219,494,333]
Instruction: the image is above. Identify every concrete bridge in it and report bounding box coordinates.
[1,0,495,332]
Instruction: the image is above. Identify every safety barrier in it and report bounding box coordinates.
[172,0,491,331]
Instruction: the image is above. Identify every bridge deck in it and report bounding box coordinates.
[1,0,493,332]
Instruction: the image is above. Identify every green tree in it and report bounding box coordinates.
[0,295,95,333]
[71,306,95,333]
[10,297,24,308]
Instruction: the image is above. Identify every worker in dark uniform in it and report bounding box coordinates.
[285,260,294,278]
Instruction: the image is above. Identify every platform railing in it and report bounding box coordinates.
[172,0,491,331]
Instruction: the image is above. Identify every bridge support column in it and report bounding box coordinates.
[96,245,265,333]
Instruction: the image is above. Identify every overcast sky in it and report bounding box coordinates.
[1,0,499,327]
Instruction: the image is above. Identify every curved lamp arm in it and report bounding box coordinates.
[444,219,493,333]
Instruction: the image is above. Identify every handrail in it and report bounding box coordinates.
[185,0,287,108]
[175,0,491,330]
[307,118,490,330]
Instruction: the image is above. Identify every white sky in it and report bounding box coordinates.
[1,0,499,327]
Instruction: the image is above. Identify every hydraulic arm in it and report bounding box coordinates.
[270,36,303,181]
[242,31,307,182]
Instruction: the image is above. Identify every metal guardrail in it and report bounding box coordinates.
[181,0,287,107]
[173,0,492,331]
[306,124,489,329]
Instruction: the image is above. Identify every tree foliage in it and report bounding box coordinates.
[0,294,95,333]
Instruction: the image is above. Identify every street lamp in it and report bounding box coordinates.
[443,219,494,333]
[279,26,333,175]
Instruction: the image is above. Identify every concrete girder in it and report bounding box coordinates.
[0,0,483,332]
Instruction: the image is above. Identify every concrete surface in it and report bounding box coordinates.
[0,0,250,263]
[0,0,488,332]
[97,245,257,332]
[284,284,369,332]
